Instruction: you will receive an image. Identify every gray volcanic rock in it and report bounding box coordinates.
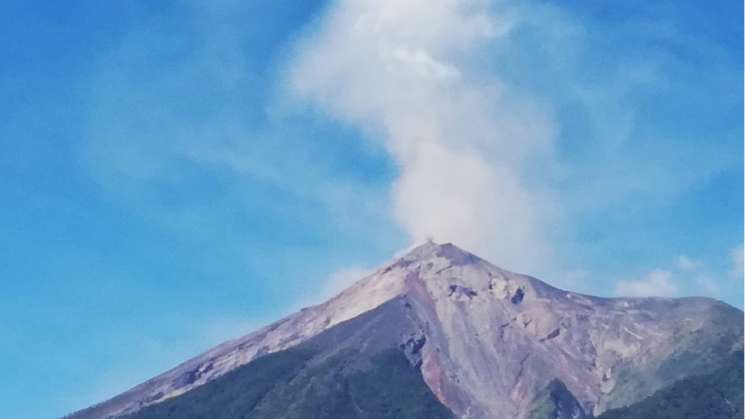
[68,242,743,419]
[120,297,454,419]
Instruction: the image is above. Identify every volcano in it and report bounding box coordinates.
[68,242,743,419]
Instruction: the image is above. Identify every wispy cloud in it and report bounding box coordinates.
[731,243,744,280]
[286,0,561,275]
[79,1,398,263]
[293,265,377,311]
[677,255,702,271]
[616,269,679,298]
[615,248,738,299]
[284,0,742,295]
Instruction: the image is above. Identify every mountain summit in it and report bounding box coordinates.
[69,242,743,419]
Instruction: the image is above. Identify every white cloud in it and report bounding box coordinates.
[614,248,742,300]
[286,0,560,275]
[560,268,590,289]
[287,266,375,312]
[320,266,373,300]
[615,269,678,298]
[693,275,720,296]
[730,243,743,280]
[676,255,701,271]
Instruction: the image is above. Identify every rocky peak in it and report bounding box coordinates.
[386,240,543,306]
[399,240,479,266]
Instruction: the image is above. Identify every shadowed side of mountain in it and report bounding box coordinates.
[597,350,744,419]
[527,379,589,419]
[118,297,454,419]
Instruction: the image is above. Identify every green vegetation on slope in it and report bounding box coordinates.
[598,351,743,419]
[527,379,587,419]
[123,347,453,419]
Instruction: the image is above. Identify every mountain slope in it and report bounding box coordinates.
[121,298,454,419]
[597,350,743,419]
[69,242,743,419]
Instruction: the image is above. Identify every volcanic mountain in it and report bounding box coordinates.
[68,242,743,419]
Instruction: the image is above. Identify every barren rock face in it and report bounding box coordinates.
[69,242,743,419]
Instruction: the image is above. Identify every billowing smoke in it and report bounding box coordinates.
[286,0,560,273]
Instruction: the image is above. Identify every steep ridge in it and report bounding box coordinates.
[121,297,454,419]
[69,242,743,419]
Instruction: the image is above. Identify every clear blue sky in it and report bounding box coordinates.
[1,1,741,418]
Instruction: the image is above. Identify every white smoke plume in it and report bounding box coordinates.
[287,0,560,273]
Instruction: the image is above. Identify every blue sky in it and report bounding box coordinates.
[1,1,742,418]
